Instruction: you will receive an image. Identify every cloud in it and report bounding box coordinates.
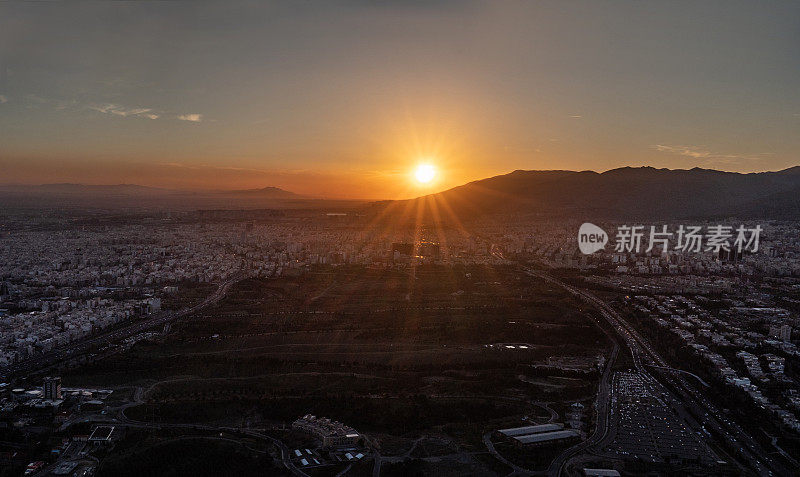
[178,113,203,122]
[89,103,159,119]
[569,115,582,119]
[654,144,713,159]
[19,95,204,122]
[0,95,7,104]
[653,144,771,166]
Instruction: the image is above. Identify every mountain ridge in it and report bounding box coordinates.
[380,165,800,220]
[0,183,309,210]
[0,183,300,197]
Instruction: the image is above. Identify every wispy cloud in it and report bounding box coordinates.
[0,95,7,104]
[569,115,582,119]
[653,144,772,166]
[22,95,205,122]
[177,113,203,122]
[89,103,159,120]
[654,144,714,159]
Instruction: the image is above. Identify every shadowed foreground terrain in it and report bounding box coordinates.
[61,265,609,475]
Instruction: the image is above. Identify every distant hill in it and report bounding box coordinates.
[19,183,168,194]
[376,166,800,221]
[215,186,301,199]
[0,183,317,210]
[1,183,299,197]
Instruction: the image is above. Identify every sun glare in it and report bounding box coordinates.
[414,163,437,184]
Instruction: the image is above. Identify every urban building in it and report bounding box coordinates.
[43,376,61,400]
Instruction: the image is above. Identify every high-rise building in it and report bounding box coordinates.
[780,324,792,342]
[391,242,414,262]
[43,376,62,400]
[417,242,441,260]
[769,324,793,343]
[391,243,413,256]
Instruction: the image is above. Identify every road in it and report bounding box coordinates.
[525,270,621,477]
[645,364,710,387]
[482,432,536,476]
[1,272,247,381]
[64,417,310,477]
[525,269,785,477]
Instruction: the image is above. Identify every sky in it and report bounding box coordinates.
[0,1,798,199]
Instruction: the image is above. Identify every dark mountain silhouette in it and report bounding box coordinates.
[2,183,300,198]
[376,166,800,221]
[215,186,301,199]
[0,183,310,210]
[24,183,167,194]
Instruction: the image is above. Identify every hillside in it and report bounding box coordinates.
[376,166,800,221]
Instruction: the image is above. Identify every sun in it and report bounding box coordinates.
[414,163,437,184]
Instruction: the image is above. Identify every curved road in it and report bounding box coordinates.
[526,269,785,477]
[525,270,622,477]
[645,365,710,388]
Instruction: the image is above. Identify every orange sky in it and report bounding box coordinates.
[1,2,798,199]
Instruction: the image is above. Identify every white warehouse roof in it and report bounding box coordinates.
[497,423,564,437]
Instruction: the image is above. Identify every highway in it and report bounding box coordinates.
[525,269,785,477]
[645,364,710,387]
[5,262,792,476]
[525,270,621,477]
[1,272,247,381]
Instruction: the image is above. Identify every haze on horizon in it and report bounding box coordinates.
[1,1,798,200]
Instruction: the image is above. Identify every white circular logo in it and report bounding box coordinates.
[578,223,608,254]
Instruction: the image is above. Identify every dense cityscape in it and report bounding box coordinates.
[1,206,799,476]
